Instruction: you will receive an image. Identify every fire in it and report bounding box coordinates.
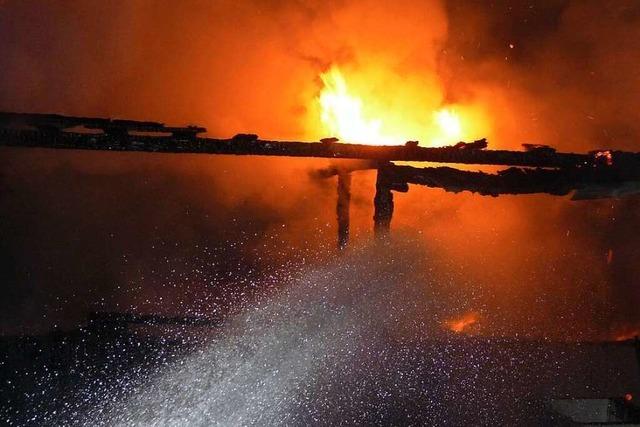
[317,65,483,147]
[445,311,479,333]
[434,109,462,142]
[318,67,392,146]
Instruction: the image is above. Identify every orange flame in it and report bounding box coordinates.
[445,311,480,333]
[318,66,391,145]
[316,65,484,146]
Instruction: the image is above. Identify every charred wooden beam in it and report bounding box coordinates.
[374,166,412,239]
[0,112,164,132]
[373,172,394,239]
[378,163,640,200]
[0,126,593,167]
[4,112,640,171]
[4,112,640,244]
[336,172,351,250]
[369,163,640,236]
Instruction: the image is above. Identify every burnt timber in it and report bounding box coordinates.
[3,112,638,169]
[2,112,640,248]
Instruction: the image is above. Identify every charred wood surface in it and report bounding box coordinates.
[5,111,640,171]
[381,164,640,199]
[373,169,395,238]
[3,112,640,198]
[337,172,351,250]
[0,127,598,167]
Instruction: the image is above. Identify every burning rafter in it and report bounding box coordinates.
[2,112,639,170]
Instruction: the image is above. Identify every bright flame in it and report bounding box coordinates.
[316,65,484,147]
[445,311,479,333]
[318,67,395,145]
[434,109,462,141]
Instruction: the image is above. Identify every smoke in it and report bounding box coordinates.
[0,0,448,333]
[434,0,640,336]
[442,0,640,151]
[0,0,639,339]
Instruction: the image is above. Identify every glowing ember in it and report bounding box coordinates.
[317,65,471,146]
[614,329,639,341]
[595,150,613,166]
[445,311,479,333]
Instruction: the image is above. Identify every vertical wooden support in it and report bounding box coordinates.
[337,172,351,250]
[373,168,393,240]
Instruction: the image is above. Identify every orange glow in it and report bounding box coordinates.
[445,311,480,333]
[614,330,639,341]
[316,65,488,147]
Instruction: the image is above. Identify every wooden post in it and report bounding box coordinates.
[373,168,393,239]
[336,172,351,250]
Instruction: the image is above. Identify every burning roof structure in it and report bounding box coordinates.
[2,2,640,424]
[2,111,640,248]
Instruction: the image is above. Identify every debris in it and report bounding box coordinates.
[453,138,487,150]
[320,137,339,144]
[522,143,556,154]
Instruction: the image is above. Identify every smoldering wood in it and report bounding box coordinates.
[4,112,640,172]
[336,172,351,250]
[378,163,640,199]
[0,112,207,135]
[0,126,598,168]
[373,169,394,239]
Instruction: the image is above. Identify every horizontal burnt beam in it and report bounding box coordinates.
[0,127,590,167]
[2,126,631,170]
[380,164,640,199]
[3,112,640,174]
